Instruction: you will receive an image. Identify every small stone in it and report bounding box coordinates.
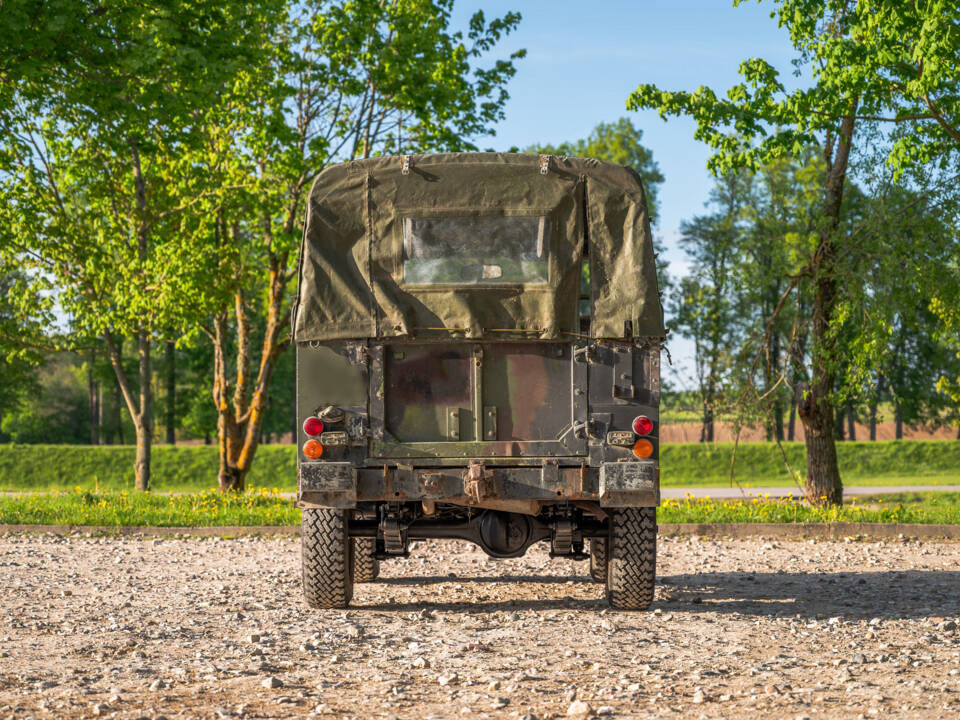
[412,657,429,669]
[438,672,458,686]
[491,697,509,709]
[851,653,867,664]
[314,703,329,714]
[488,680,501,691]
[300,643,315,652]
[692,690,706,703]
[261,676,283,689]
[343,624,362,639]
[567,699,592,716]
[520,715,538,720]
[91,704,107,716]
[148,679,166,692]
[597,707,615,716]
[938,620,957,632]
[248,634,261,643]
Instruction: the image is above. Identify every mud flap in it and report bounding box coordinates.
[598,462,658,507]
[299,462,358,508]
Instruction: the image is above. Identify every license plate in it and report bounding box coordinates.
[320,431,349,446]
[606,430,635,446]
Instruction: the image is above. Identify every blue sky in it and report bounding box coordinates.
[452,1,800,386]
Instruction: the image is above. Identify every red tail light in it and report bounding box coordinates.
[632,415,653,436]
[303,417,325,436]
[302,439,324,459]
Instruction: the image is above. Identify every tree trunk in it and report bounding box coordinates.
[165,340,176,444]
[88,354,99,445]
[211,201,293,492]
[869,372,882,441]
[104,329,151,490]
[134,328,152,491]
[97,382,105,444]
[846,404,856,441]
[894,401,903,440]
[788,389,797,441]
[701,404,714,443]
[800,108,857,506]
[835,405,845,441]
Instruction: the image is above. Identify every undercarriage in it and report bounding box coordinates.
[349,502,609,560]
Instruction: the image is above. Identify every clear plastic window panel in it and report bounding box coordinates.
[402,216,549,285]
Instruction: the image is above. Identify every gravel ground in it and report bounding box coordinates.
[2,533,960,720]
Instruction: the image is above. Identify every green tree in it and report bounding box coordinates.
[628,0,960,504]
[1,353,90,444]
[532,118,664,222]
[180,0,525,491]
[670,171,753,442]
[0,1,280,488]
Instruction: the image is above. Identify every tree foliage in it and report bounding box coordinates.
[532,117,664,222]
[172,0,525,491]
[629,0,960,503]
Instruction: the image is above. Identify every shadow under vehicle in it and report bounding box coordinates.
[292,152,665,610]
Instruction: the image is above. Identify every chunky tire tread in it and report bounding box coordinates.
[606,507,657,611]
[352,537,380,583]
[589,538,608,583]
[302,508,353,609]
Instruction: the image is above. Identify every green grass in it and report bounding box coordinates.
[1,489,958,528]
[658,441,960,488]
[0,440,958,492]
[0,488,299,527]
[659,491,960,524]
[0,444,296,492]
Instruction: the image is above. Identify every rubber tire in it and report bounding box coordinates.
[606,507,657,611]
[352,537,380,583]
[302,508,353,609]
[589,538,608,583]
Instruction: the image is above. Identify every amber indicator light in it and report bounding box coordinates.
[302,439,324,459]
[633,438,654,459]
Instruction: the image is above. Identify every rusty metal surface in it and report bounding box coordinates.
[598,461,659,507]
[369,340,587,459]
[297,338,660,508]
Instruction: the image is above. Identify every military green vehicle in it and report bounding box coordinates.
[293,152,664,610]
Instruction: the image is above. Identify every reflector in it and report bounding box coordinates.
[632,415,654,436]
[633,438,654,459]
[302,439,324,459]
[303,417,325,436]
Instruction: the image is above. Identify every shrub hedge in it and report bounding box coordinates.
[0,440,957,492]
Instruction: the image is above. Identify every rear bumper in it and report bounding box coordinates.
[298,461,659,509]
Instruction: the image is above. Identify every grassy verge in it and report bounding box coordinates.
[1,490,958,527]
[658,491,960,524]
[0,489,299,527]
[2,441,959,492]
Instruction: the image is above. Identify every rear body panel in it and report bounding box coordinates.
[296,337,659,508]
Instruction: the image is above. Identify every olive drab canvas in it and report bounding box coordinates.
[295,153,663,611]
[293,153,664,342]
